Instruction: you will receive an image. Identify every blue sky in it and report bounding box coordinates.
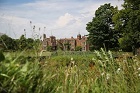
[0,0,35,4]
[0,0,124,39]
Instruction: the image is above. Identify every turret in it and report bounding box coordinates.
[77,34,81,40]
[43,34,46,39]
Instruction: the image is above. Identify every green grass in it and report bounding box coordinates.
[0,49,140,93]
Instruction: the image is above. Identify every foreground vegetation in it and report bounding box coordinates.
[0,49,140,93]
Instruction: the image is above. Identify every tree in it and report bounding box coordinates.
[19,35,27,50]
[26,38,34,49]
[0,34,16,50]
[118,35,132,52]
[113,0,140,54]
[86,3,119,51]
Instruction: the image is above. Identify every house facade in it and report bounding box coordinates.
[42,34,57,50]
[42,34,89,51]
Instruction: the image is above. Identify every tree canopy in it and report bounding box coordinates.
[86,3,119,51]
[113,0,140,54]
[0,34,16,50]
[0,34,40,51]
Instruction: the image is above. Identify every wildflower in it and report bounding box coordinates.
[133,59,137,62]
[138,67,140,71]
[138,74,140,77]
[117,68,121,71]
[71,58,73,61]
[92,58,95,61]
[119,49,122,52]
[106,73,110,80]
[117,68,121,73]
[101,72,104,76]
[66,58,75,67]
[16,64,20,67]
[108,50,113,59]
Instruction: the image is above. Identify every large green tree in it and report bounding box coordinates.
[0,34,41,51]
[26,38,34,49]
[0,34,16,50]
[86,3,119,51]
[113,0,140,54]
[18,35,27,50]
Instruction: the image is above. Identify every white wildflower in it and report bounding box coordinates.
[134,59,138,63]
[117,68,121,73]
[92,58,95,61]
[106,73,110,80]
[119,49,122,52]
[71,58,73,61]
[138,67,140,71]
[101,72,105,76]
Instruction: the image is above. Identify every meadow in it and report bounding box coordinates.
[0,49,140,93]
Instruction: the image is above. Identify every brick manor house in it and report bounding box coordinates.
[42,34,89,51]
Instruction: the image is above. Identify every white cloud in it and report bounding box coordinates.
[0,15,29,25]
[0,15,47,38]
[56,13,75,27]
[0,0,124,39]
[23,1,59,10]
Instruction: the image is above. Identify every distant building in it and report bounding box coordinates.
[42,34,57,50]
[42,34,89,51]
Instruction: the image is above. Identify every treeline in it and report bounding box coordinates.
[86,0,140,54]
[0,34,40,51]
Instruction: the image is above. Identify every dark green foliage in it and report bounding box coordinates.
[118,36,132,52]
[0,34,17,50]
[113,0,140,54]
[0,34,41,51]
[0,51,5,62]
[86,3,120,51]
[26,38,34,49]
[18,35,27,50]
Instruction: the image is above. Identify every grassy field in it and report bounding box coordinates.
[0,49,140,93]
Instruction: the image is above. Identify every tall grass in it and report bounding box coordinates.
[0,49,140,93]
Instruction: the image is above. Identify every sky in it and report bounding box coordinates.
[0,0,124,39]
